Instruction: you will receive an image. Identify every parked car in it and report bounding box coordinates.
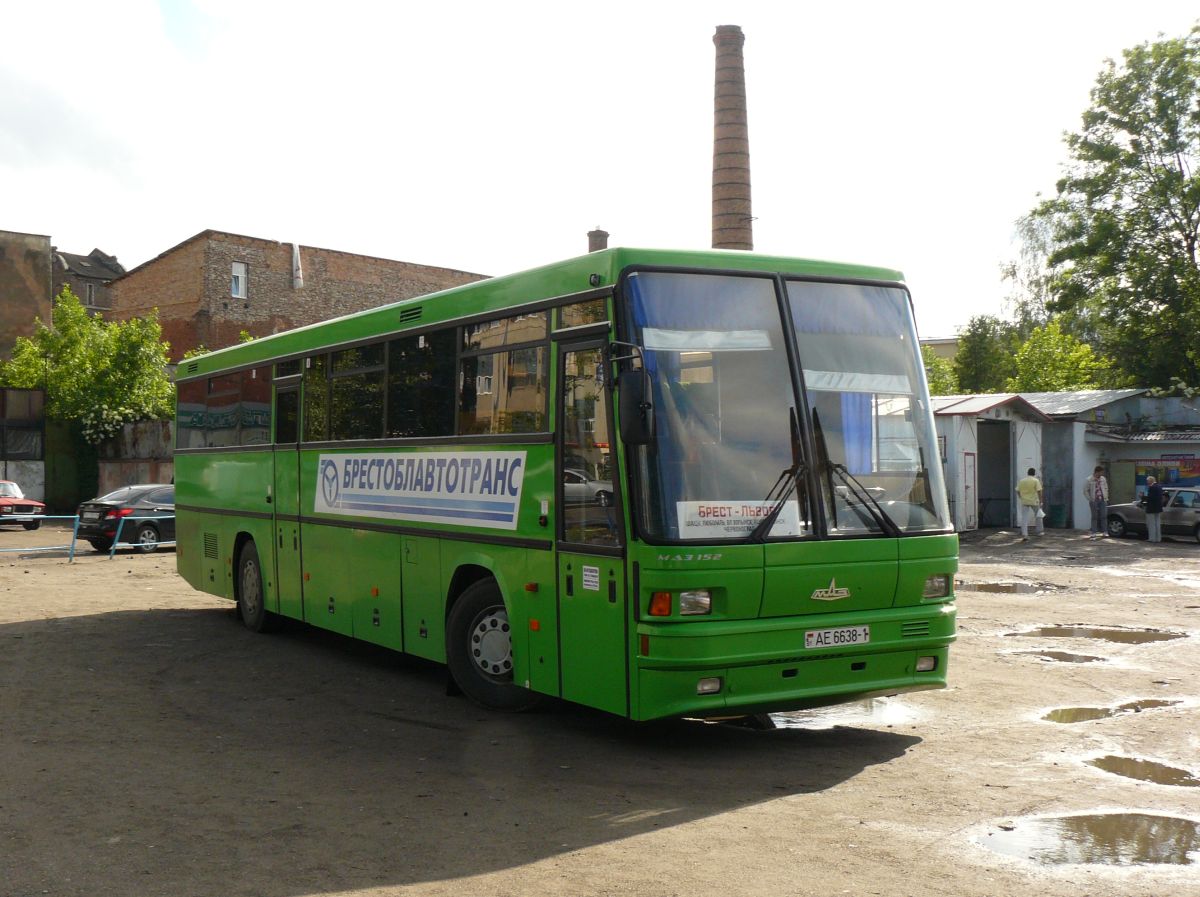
[0,480,46,530]
[1107,487,1200,542]
[76,484,175,552]
[563,469,613,507]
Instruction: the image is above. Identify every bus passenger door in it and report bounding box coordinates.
[273,386,304,619]
[556,342,628,716]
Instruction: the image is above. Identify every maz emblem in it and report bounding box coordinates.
[811,578,851,601]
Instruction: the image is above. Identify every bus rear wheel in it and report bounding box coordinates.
[447,579,541,712]
[235,541,275,632]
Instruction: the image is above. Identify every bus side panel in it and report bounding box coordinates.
[175,509,212,595]
[300,522,353,636]
[351,529,403,651]
[520,547,559,697]
[401,535,442,662]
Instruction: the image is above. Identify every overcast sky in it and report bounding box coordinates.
[3,1,1197,337]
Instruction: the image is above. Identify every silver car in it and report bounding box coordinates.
[1107,487,1200,542]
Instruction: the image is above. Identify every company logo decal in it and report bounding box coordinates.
[314,451,526,531]
[320,459,341,507]
[810,578,851,601]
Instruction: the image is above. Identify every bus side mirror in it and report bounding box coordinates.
[618,370,654,445]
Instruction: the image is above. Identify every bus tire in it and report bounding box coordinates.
[447,579,541,712]
[235,541,274,633]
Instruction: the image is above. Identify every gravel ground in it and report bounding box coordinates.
[1,525,1197,896]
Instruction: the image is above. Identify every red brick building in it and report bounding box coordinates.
[110,230,487,360]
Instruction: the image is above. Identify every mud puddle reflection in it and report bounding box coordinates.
[771,697,919,730]
[1014,649,1107,663]
[976,813,1200,865]
[958,581,1062,594]
[1087,755,1200,787]
[1043,699,1181,723]
[1006,626,1184,644]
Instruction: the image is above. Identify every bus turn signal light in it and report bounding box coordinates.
[649,592,672,616]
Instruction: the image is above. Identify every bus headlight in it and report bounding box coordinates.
[697,677,723,694]
[922,574,951,599]
[679,590,712,615]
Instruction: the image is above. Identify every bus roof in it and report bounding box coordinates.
[177,246,906,378]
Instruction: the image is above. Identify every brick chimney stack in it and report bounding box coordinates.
[587,227,609,253]
[712,24,752,250]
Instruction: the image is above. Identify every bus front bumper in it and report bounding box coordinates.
[633,603,955,721]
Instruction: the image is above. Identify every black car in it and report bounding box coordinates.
[76,484,175,553]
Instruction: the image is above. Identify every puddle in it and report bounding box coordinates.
[958,581,1061,594]
[1043,699,1181,723]
[976,813,1200,865]
[1015,650,1106,663]
[1087,755,1200,787]
[1005,626,1185,644]
[770,697,919,730]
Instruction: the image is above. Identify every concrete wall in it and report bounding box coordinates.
[97,420,174,496]
[0,231,53,360]
[111,231,487,360]
[1,460,44,501]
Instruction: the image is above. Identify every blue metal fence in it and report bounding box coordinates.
[0,514,175,562]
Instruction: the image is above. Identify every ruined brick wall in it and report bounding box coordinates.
[112,231,486,360]
[109,236,208,359]
[0,231,53,359]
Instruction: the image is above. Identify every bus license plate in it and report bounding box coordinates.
[805,625,870,649]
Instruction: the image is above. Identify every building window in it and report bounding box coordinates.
[86,284,96,306]
[231,262,248,299]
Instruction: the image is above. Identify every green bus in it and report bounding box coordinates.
[175,247,957,721]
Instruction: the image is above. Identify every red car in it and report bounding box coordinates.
[0,480,46,530]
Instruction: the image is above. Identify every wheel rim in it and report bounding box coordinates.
[469,605,512,681]
[138,527,159,547]
[240,559,261,618]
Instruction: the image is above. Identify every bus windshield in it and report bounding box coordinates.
[624,271,950,541]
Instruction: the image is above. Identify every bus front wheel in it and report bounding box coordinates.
[236,541,274,633]
[447,579,541,712]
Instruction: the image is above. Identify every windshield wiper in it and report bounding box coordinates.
[747,408,806,543]
[811,408,901,538]
[829,462,902,538]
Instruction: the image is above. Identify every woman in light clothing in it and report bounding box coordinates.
[1083,465,1109,539]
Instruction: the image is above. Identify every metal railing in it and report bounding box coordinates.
[0,514,176,562]
[108,514,177,559]
[0,515,84,560]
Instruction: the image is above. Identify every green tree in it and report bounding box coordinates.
[1005,319,1103,392]
[0,287,173,443]
[921,345,958,395]
[952,315,1018,393]
[1030,26,1200,388]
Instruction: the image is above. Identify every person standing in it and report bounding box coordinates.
[1145,475,1166,543]
[1084,465,1109,539]
[1015,467,1043,541]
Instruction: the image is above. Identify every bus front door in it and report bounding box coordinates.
[273,386,304,619]
[556,342,628,716]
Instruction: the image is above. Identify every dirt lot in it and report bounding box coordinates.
[2,525,1198,897]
